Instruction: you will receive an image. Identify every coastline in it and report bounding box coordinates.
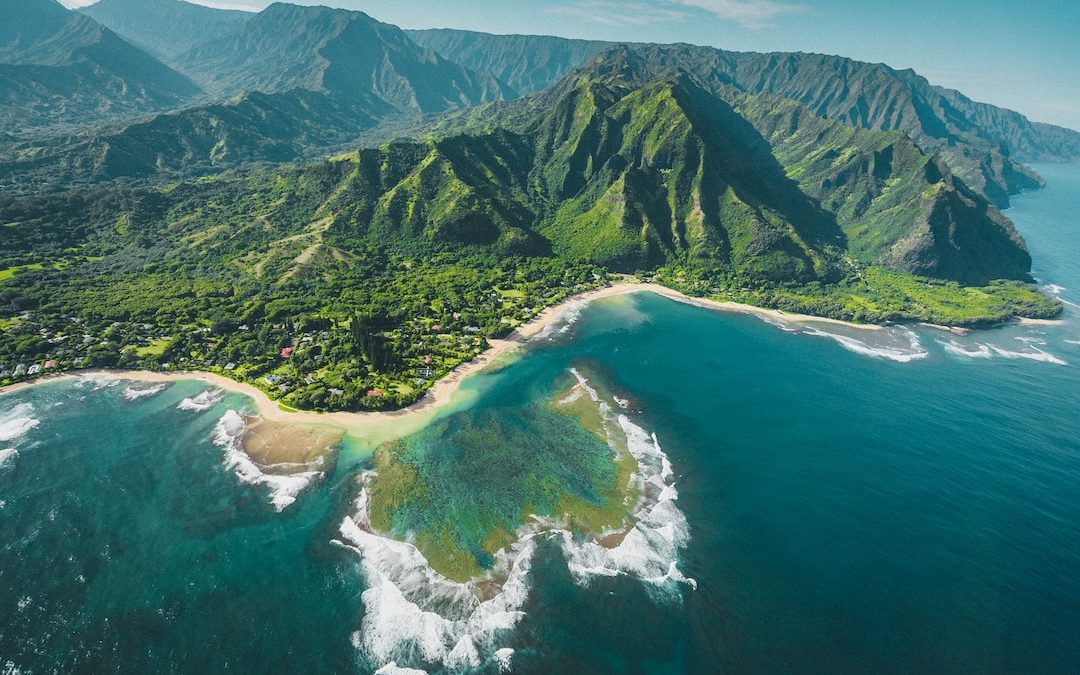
[0,283,901,429]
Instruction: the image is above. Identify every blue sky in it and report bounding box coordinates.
[65,0,1080,131]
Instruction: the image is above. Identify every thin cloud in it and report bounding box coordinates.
[668,0,807,28]
[549,1,692,28]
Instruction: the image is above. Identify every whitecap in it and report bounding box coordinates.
[338,507,532,673]
[0,448,17,468]
[989,346,1067,365]
[494,648,514,673]
[373,664,428,675]
[77,373,121,390]
[177,389,224,413]
[1015,336,1047,345]
[757,314,799,333]
[1065,339,1080,346]
[0,403,39,444]
[536,300,587,340]
[1044,284,1067,295]
[122,383,169,401]
[939,339,993,359]
[801,326,928,363]
[212,411,322,511]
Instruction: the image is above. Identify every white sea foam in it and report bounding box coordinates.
[1065,339,1080,346]
[212,411,322,511]
[989,346,1067,365]
[757,315,799,333]
[373,664,428,675]
[122,383,168,401]
[939,339,993,359]
[177,389,224,413]
[536,300,587,340]
[0,403,39,444]
[338,504,533,672]
[801,326,929,363]
[340,368,695,672]
[1044,284,1067,295]
[0,449,16,468]
[494,648,514,673]
[77,373,120,390]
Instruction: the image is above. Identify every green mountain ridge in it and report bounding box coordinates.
[409,31,1080,207]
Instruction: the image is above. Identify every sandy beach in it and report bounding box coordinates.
[0,283,882,429]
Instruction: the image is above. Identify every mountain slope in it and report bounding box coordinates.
[80,0,251,64]
[406,29,613,96]
[167,54,1028,286]
[0,0,200,135]
[0,4,515,184]
[412,30,1080,206]
[172,3,510,110]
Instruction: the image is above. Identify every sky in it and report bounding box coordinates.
[60,0,1080,131]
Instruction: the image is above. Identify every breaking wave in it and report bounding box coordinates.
[212,411,323,511]
[801,326,929,363]
[177,389,224,413]
[536,300,587,340]
[0,448,16,468]
[76,373,120,390]
[338,368,694,673]
[122,383,169,401]
[990,343,1068,365]
[939,339,993,359]
[938,336,1067,365]
[0,403,39,444]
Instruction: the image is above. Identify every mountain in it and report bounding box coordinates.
[167,3,509,109]
[52,50,1019,287]
[410,30,1080,207]
[403,49,1030,285]
[1,89,382,185]
[0,3,513,185]
[0,0,200,135]
[80,0,251,64]
[406,29,613,97]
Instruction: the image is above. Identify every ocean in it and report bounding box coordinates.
[1,164,1079,674]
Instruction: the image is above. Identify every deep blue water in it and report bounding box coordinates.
[1,164,1079,674]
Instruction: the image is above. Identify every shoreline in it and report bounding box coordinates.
[1,283,1049,429]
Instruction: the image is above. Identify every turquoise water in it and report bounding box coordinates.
[2,164,1080,673]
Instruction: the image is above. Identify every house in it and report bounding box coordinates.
[366,389,384,397]
[27,364,41,375]
[328,388,345,397]
[224,363,237,371]
[424,355,434,365]
[14,364,27,376]
[280,347,294,359]
[265,374,283,385]
[43,360,58,369]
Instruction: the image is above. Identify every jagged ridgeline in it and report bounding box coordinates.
[287,49,1031,286]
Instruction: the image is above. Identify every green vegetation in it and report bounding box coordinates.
[656,266,1060,327]
[0,264,44,284]
[0,49,1061,405]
